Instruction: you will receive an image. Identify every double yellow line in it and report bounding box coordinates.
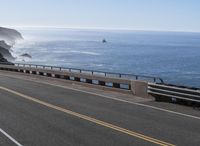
[0,86,175,146]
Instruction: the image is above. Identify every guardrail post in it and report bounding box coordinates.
[25,70,30,74]
[39,72,44,76]
[99,81,105,86]
[55,74,61,78]
[86,79,92,84]
[14,69,18,72]
[129,85,131,90]
[74,77,80,82]
[64,75,70,80]
[46,73,52,77]
[113,83,120,88]
[31,71,37,74]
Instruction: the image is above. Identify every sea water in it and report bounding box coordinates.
[13,28,200,87]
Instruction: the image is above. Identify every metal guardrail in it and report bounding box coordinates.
[0,63,132,91]
[13,63,164,83]
[148,83,200,103]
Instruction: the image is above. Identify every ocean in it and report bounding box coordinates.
[12,28,200,87]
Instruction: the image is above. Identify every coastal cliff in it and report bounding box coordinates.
[0,40,14,59]
[0,27,23,45]
[0,27,23,64]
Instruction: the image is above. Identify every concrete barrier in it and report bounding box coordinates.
[0,64,160,99]
[131,80,148,98]
[2,64,199,105]
[0,64,132,94]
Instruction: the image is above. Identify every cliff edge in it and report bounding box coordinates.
[0,27,23,45]
[0,27,23,64]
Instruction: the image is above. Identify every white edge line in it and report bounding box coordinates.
[1,73,200,120]
[0,128,23,146]
[49,83,200,120]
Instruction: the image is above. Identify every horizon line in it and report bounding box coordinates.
[2,25,200,33]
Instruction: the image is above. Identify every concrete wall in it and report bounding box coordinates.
[131,80,149,98]
[0,64,152,99]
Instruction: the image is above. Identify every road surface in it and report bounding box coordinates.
[0,71,200,146]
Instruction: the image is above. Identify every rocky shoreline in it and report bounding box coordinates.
[0,27,23,64]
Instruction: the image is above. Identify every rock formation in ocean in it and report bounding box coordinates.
[102,39,107,43]
[0,27,23,63]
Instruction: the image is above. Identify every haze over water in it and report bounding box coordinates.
[13,28,200,87]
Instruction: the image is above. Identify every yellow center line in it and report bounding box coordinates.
[0,86,175,146]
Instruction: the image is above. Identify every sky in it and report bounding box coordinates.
[0,0,200,32]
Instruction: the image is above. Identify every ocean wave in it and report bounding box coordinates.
[69,50,100,56]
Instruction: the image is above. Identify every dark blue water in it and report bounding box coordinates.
[13,28,200,87]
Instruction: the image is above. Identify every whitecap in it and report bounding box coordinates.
[69,50,100,56]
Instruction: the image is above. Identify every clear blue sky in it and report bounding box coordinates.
[1,0,200,32]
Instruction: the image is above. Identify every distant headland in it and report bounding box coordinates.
[0,27,23,64]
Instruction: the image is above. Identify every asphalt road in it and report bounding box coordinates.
[0,73,200,146]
